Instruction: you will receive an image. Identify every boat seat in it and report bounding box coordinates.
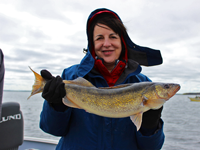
[0,102,24,150]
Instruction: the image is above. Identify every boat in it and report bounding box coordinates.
[18,136,58,150]
[188,96,200,102]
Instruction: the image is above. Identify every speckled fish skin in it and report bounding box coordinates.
[63,81,180,118]
[28,67,180,130]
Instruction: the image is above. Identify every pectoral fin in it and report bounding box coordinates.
[130,112,143,131]
[142,96,148,106]
[62,97,81,109]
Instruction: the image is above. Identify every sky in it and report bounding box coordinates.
[0,0,200,94]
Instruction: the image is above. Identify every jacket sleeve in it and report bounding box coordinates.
[40,100,73,136]
[136,119,165,150]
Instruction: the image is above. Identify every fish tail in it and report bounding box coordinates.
[27,66,46,99]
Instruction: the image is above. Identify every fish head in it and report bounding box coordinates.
[155,83,180,100]
[143,83,180,109]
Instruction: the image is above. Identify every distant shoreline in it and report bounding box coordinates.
[182,93,200,95]
[3,90,31,92]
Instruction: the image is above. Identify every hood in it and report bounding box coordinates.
[86,8,163,67]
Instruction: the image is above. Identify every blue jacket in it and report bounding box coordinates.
[40,8,164,150]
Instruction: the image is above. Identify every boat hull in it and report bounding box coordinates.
[18,137,58,150]
[189,97,200,102]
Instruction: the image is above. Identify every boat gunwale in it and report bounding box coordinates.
[24,136,58,145]
[188,97,200,101]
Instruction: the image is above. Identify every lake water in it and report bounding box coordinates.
[2,91,200,150]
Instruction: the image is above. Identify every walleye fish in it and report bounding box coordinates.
[28,67,180,131]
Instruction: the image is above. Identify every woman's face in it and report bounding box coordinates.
[93,23,122,70]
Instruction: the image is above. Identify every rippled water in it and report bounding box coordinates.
[2,91,200,150]
[162,94,200,150]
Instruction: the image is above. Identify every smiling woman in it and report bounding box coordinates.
[38,8,165,150]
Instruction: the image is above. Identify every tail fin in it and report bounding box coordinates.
[27,67,46,99]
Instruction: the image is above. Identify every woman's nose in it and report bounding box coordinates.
[103,39,111,47]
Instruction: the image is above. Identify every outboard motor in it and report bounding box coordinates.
[0,102,23,150]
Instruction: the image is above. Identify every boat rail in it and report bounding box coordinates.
[18,136,58,150]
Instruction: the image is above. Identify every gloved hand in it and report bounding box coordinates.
[141,106,163,129]
[41,69,66,104]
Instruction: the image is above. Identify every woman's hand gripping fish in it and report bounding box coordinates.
[28,67,180,131]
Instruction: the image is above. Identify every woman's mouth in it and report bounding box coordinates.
[102,50,114,55]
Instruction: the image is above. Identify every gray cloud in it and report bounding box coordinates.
[10,0,72,23]
[0,14,22,42]
[1,0,200,94]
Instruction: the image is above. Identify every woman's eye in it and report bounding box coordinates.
[111,36,117,39]
[95,37,103,41]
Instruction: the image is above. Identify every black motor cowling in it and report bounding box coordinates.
[0,102,23,150]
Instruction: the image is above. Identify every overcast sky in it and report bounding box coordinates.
[1,0,200,94]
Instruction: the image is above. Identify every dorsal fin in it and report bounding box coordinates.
[99,83,132,89]
[63,77,95,87]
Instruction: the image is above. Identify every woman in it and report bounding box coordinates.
[40,8,164,150]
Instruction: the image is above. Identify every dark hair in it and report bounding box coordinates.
[88,13,127,59]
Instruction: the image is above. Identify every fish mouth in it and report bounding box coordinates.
[167,84,181,100]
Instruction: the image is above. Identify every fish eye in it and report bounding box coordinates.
[164,84,170,89]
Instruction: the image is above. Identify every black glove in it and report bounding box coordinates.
[141,106,163,129]
[41,69,66,104]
